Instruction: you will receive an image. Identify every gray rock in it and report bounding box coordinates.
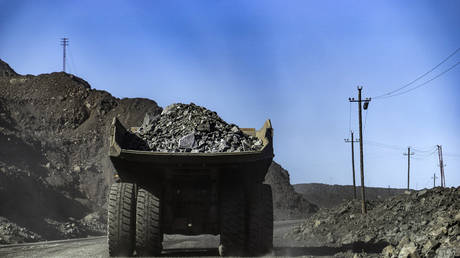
[454,212,460,223]
[435,246,455,258]
[179,133,195,149]
[398,242,418,258]
[129,103,264,153]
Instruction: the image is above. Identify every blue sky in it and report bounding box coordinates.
[1,0,459,188]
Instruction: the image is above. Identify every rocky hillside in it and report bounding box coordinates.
[287,187,460,257]
[294,183,407,209]
[265,162,318,220]
[0,60,17,77]
[0,59,315,243]
[0,59,162,242]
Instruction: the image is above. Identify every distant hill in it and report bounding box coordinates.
[294,183,407,209]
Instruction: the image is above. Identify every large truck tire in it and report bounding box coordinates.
[107,182,136,257]
[246,183,273,256]
[219,184,246,256]
[135,186,163,256]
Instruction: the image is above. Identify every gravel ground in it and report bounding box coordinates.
[287,187,460,257]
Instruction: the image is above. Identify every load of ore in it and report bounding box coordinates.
[130,103,264,153]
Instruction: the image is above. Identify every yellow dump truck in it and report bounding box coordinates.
[107,117,274,256]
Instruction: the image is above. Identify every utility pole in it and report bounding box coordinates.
[437,145,445,187]
[431,173,438,188]
[61,38,69,72]
[345,131,360,199]
[349,86,371,214]
[403,147,414,190]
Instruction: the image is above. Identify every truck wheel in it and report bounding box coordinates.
[107,182,136,257]
[219,184,246,256]
[135,186,163,256]
[247,184,273,256]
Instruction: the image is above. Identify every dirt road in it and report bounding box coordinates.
[0,220,355,257]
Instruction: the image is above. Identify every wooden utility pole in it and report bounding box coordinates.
[349,86,371,214]
[437,145,445,187]
[345,131,359,199]
[403,147,414,190]
[61,38,69,72]
[432,173,438,188]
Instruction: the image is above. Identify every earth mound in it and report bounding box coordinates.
[265,162,318,220]
[0,64,162,242]
[287,187,460,257]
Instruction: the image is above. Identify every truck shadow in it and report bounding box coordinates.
[161,241,389,256]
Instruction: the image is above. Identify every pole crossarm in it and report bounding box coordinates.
[349,97,371,103]
[344,139,360,143]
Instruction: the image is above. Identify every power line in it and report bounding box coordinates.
[364,140,406,151]
[372,47,460,99]
[415,149,438,157]
[412,146,437,153]
[376,61,460,99]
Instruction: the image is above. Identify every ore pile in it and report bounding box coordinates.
[131,103,263,153]
[0,217,43,244]
[287,187,460,257]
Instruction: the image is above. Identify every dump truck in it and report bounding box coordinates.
[107,117,274,256]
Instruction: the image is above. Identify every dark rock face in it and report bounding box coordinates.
[264,162,318,220]
[0,59,18,77]
[0,65,162,243]
[130,103,263,153]
[287,187,460,257]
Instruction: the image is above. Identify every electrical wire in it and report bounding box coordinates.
[376,61,460,99]
[364,140,406,151]
[414,149,438,157]
[444,153,460,158]
[372,48,460,99]
[412,146,437,153]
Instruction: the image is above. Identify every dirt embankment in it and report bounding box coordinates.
[0,59,162,242]
[287,187,460,257]
[265,162,318,220]
[0,59,315,243]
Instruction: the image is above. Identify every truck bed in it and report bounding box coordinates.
[109,117,274,176]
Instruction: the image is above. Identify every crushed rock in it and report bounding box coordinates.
[287,187,460,257]
[0,217,43,244]
[129,103,263,153]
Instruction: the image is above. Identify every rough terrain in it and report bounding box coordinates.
[294,183,407,209]
[0,59,315,244]
[287,187,460,257]
[265,162,318,220]
[0,220,367,257]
